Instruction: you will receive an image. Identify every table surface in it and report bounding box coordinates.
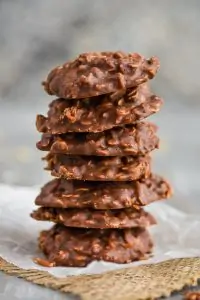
[0,273,69,300]
[0,273,199,300]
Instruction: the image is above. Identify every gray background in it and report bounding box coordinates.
[0,0,200,299]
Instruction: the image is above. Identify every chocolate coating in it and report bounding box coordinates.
[44,154,151,181]
[35,174,172,209]
[36,84,163,133]
[31,207,156,229]
[38,224,153,267]
[37,122,159,156]
[42,51,160,99]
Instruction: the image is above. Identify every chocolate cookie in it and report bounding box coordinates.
[36,85,163,133]
[44,154,151,181]
[42,52,160,99]
[37,122,159,156]
[35,175,172,209]
[31,207,156,229]
[38,224,153,267]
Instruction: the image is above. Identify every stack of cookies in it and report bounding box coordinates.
[31,52,172,267]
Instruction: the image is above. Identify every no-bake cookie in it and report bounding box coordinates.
[39,224,153,266]
[37,122,159,156]
[42,52,160,99]
[36,85,163,133]
[44,153,151,181]
[31,207,156,229]
[35,174,172,209]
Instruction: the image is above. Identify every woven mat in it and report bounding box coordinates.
[0,257,200,299]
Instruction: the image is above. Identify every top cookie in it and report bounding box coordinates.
[42,52,160,99]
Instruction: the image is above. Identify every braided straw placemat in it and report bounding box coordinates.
[0,257,200,299]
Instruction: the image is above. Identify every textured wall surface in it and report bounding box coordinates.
[0,0,200,212]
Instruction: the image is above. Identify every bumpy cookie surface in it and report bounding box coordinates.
[35,174,172,209]
[36,84,163,133]
[31,207,156,229]
[44,154,151,181]
[38,225,153,267]
[37,122,159,156]
[42,51,160,99]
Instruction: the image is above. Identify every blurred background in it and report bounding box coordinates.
[0,0,200,212]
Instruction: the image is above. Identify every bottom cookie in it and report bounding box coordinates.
[38,224,153,267]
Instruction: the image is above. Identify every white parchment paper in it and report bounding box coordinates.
[0,183,200,278]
